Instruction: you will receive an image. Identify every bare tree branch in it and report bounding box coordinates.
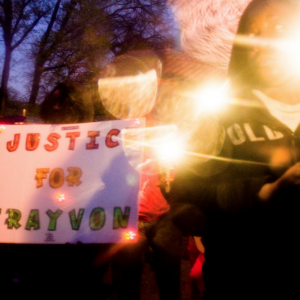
[12,12,46,50]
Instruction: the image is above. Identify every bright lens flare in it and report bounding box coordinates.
[156,139,182,162]
[278,38,300,77]
[193,81,229,114]
[235,32,300,77]
[125,231,136,240]
[156,138,182,193]
[56,193,65,202]
[122,124,180,175]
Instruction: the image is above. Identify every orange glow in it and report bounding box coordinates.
[235,32,300,77]
[270,148,292,168]
[125,231,137,240]
[53,191,72,206]
[156,138,182,163]
[192,80,230,114]
[0,125,6,132]
[56,193,66,202]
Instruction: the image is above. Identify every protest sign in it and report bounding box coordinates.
[0,118,144,244]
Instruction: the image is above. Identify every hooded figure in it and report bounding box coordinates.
[171,0,300,299]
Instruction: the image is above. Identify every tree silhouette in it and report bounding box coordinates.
[0,0,50,115]
[28,0,176,106]
[107,0,176,56]
[28,0,110,106]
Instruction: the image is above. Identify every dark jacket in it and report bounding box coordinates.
[171,1,300,298]
[172,92,300,299]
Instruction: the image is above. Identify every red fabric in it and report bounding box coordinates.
[188,236,205,299]
[190,252,205,299]
[138,115,170,222]
[138,158,170,222]
[190,252,205,283]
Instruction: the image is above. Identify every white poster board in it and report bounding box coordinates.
[0,118,144,244]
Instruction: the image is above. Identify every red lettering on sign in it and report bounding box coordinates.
[106,129,120,148]
[7,134,20,152]
[26,133,40,151]
[86,131,100,150]
[66,132,80,150]
[45,133,61,152]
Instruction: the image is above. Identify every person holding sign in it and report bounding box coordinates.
[171,0,300,299]
[13,82,111,298]
[99,53,183,300]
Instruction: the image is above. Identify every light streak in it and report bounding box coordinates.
[234,32,300,77]
[121,123,280,179]
[229,97,266,109]
[234,34,300,53]
[183,149,285,168]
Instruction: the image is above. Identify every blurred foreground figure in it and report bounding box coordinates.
[99,47,227,300]
[100,53,184,300]
[22,82,109,298]
[168,0,252,70]
[98,51,160,120]
[171,0,300,299]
